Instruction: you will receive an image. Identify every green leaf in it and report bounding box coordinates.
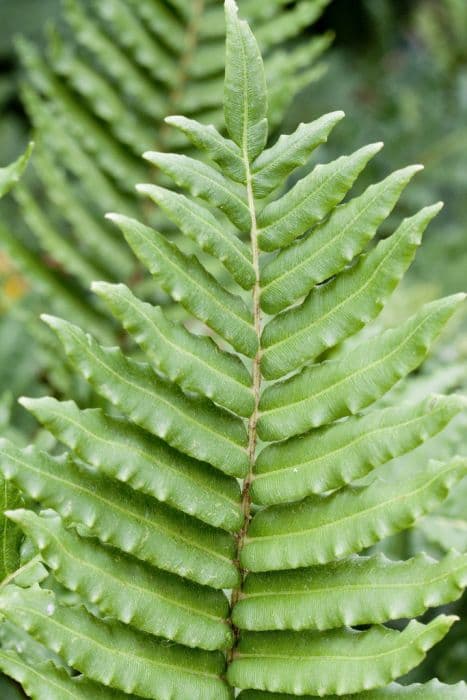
[43,316,249,478]
[0,650,133,699]
[136,184,255,290]
[261,204,442,379]
[224,0,268,160]
[92,282,254,418]
[107,215,258,358]
[2,3,466,697]
[30,147,135,280]
[227,616,456,696]
[236,680,467,699]
[0,479,23,582]
[260,165,425,315]
[0,586,232,700]
[242,457,467,572]
[0,142,33,198]
[233,551,467,631]
[92,0,176,86]
[15,185,103,288]
[257,142,383,251]
[143,152,251,231]
[258,295,465,441]
[164,116,245,183]
[252,394,464,505]
[0,442,240,589]
[63,0,166,119]
[252,111,344,198]
[9,509,233,651]
[20,396,243,532]
[419,514,467,554]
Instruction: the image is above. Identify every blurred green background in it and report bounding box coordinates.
[0,0,465,696]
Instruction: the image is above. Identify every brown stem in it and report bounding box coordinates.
[228,146,262,660]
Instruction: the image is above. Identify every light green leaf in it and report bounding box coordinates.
[261,204,442,379]
[92,282,254,418]
[236,679,467,699]
[257,142,383,251]
[224,0,268,160]
[258,295,464,441]
[252,394,464,505]
[165,116,245,183]
[9,509,233,651]
[0,586,232,700]
[43,316,249,477]
[20,396,243,533]
[143,152,251,231]
[242,457,467,572]
[227,616,455,696]
[234,551,467,631]
[107,215,258,358]
[136,184,255,290]
[0,650,134,699]
[260,165,425,314]
[0,442,240,589]
[252,111,344,198]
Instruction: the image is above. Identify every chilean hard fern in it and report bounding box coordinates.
[0,2,467,697]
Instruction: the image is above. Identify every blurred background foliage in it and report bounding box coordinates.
[0,0,466,695]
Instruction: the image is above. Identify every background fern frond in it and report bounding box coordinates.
[0,0,332,388]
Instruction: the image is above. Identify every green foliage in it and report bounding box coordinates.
[0,3,466,698]
[305,0,467,298]
[1,0,332,358]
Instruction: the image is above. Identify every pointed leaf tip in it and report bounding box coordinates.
[224,0,267,159]
[135,184,151,194]
[90,281,111,294]
[40,313,60,328]
[225,0,238,13]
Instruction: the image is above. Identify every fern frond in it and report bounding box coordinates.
[257,142,383,251]
[92,282,254,416]
[261,204,442,379]
[41,315,249,477]
[2,3,466,698]
[260,165,425,315]
[105,215,258,357]
[4,0,330,359]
